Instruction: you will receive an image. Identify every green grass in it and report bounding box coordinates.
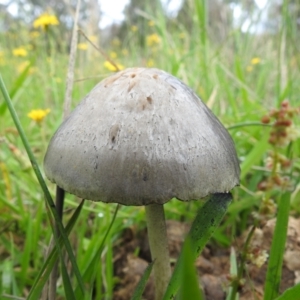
[1,1,300,299]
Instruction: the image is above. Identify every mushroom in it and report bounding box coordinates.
[44,67,240,299]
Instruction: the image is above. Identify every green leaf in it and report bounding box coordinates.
[74,204,119,298]
[0,59,34,116]
[20,216,33,289]
[163,193,232,299]
[226,247,239,300]
[27,200,84,300]
[61,258,76,300]
[275,283,300,300]
[240,131,270,180]
[131,261,155,300]
[264,192,291,300]
[177,238,204,300]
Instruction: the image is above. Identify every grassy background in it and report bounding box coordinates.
[0,1,300,299]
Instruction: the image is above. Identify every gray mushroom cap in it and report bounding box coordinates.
[44,68,240,206]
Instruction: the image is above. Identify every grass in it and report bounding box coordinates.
[1,1,300,299]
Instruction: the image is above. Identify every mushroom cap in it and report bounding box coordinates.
[44,68,240,206]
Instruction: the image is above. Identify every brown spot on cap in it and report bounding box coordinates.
[128,80,136,92]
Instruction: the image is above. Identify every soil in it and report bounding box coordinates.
[113,217,300,300]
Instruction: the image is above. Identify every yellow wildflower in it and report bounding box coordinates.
[110,51,117,59]
[251,57,261,65]
[146,59,154,67]
[148,20,155,27]
[131,25,138,32]
[33,13,59,30]
[28,109,50,123]
[13,47,27,57]
[104,61,124,72]
[77,43,88,50]
[146,33,161,47]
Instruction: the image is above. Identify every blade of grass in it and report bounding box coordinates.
[74,204,119,298]
[27,200,85,300]
[264,192,291,300]
[1,260,13,294]
[42,203,76,300]
[10,233,20,296]
[227,122,272,130]
[240,131,270,180]
[0,74,85,296]
[131,261,154,300]
[19,217,33,289]
[105,239,114,299]
[61,260,76,299]
[226,247,239,300]
[163,193,232,299]
[177,238,204,300]
[0,59,34,116]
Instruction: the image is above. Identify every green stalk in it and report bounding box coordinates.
[227,122,272,130]
[264,192,291,300]
[0,74,85,295]
[163,193,232,299]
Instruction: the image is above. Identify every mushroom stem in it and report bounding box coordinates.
[145,203,171,300]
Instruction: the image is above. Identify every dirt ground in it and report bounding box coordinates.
[113,217,300,300]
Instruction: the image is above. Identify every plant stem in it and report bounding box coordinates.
[145,204,171,300]
[49,186,65,300]
[264,192,290,300]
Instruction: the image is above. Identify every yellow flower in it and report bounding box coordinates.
[251,57,261,65]
[146,34,161,47]
[33,13,59,30]
[104,61,124,72]
[110,51,117,59]
[28,109,50,123]
[13,47,27,57]
[77,43,88,50]
[146,59,154,67]
[148,20,155,27]
[131,25,138,32]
